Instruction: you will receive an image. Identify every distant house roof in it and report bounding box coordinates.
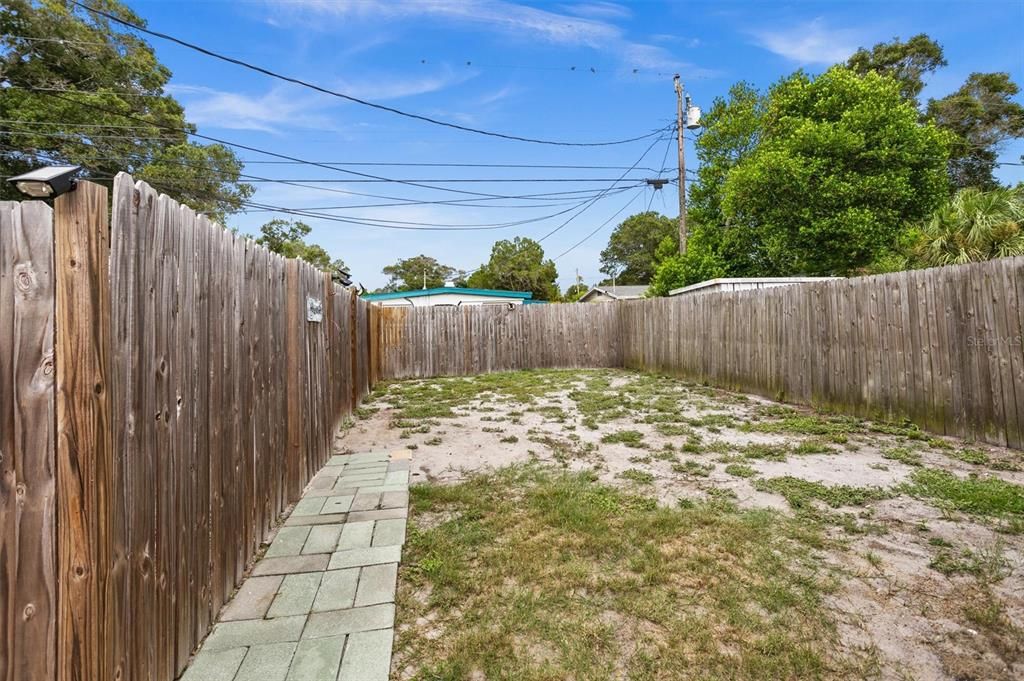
[578,284,648,302]
[361,286,534,302]
[668,277,839,296]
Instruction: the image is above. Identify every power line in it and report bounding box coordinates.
[22,86,662,200]
[554,191,644,260]
[70,0,670,148]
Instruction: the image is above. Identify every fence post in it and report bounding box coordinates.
[53,181,112,681]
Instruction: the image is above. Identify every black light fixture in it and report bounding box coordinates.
[6,165,81,199]
[334,265,353,287]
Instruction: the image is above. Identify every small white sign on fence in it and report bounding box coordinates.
[306,297,323,323]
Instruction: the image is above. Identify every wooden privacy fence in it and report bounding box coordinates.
[377,302,622,379]
[1,173,375,681]
[379,258,1023,449]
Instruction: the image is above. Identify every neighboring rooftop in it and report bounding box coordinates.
[578,284,649,302]
[668,277,840,297]
[362,287,533,303]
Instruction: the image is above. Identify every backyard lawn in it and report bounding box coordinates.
[340,369,1024,681]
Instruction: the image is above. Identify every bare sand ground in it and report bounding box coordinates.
[338,368,1023,681]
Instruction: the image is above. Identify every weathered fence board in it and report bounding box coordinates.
[1,201,57,681]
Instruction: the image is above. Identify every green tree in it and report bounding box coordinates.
[648,227,727,296]
[845,35,1024,191]
[0,0,253,221]
[380,255,456,292]
[914,186,1024,265]
[721,67,951,276]
[689,82,765,235]
[846,34,947,103]
[562,283,589,302]
[927,73,1024,190]
[254,219,345,273]
[598,211,676,283]
[467,237,559,300]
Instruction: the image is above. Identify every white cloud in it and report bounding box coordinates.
[749,18,860,65]
[273,0,620,48]
[266,0,709,78]
[560,2,632,21]
[169,65,475,132]
[334,65,477,101]
[167,85,336,132]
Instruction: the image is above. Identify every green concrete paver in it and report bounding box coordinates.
[203,615,307,651]
[302,524,343,555]
[329,545,402,570]
[336,521,374,551]
[266,526,312,557]
[285,636,346,681]
[235,642,297,681]
[181,647,247,681]
[372,518,406,547]
[320,495,354,514]
[291,497,327,516]
[338,629,393,681]
[354,563,398,607]
[219,575,282,621]
[181,450,409,680]
[312,568,359,612]
[303,604,395,638]
[267,572,322,618]
[252,554,329,577]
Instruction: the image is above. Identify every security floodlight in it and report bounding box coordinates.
[334,266,353,287]
[6,165,81,199]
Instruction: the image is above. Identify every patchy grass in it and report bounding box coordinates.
[881,447,923,467]
[500,435,519,444]
[901,469,1024,519]
[618,468,655,485]
[928,542,1011,582]
[601,429,647,448]
[395,465,874,680]
[672,459,714,477]
[739,443,789,462]
[948,447,990,466]
[725,463,757,478]
[753,477,892,510]
[742,413,863,437]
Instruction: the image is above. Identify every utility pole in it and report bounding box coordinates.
[674,74,687,255]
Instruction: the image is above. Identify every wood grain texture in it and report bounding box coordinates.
[1,200,57,681]
[54,182,112,681]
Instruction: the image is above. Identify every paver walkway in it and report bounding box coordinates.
[182,450,411,681]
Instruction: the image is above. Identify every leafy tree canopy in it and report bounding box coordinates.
[846,34,1023,191]
[562,282,589,302]
[846,34,947,103]
[379,255,456,293]
[721,67,951,276]
[927,73,1024,191]
[467,237,559,301]
[0,0,253,222]
[599,211,676,284]
[254,219,345,274]
[688,82,765,234]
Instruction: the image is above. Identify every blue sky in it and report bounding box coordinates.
[130,0,1024,290]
